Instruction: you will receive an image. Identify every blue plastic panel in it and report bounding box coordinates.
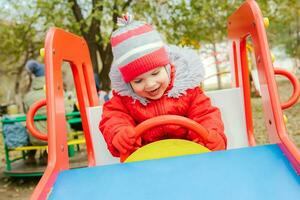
[49,144,300,200]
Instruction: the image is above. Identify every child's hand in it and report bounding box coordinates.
[112,126,141,154]
[187,130,225,151]
[187,131,205,146]
[205,130,226,151]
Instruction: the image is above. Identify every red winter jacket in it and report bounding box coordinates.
[99,86,227,157]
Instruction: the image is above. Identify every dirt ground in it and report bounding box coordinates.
[0,176,39,200]
[252,80,300,147]
[0,80,300,200]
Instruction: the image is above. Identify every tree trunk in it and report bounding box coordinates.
[86,39,99,74]
[69,0,133,92]
[14,55,31,112]
[99,44,113,91]
[295,58,300,75]
[85,37,113,91]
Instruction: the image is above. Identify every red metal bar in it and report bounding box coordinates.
[29,28,99,200]
[232,42,240,87]
[229,37,256,146]
[120,115,209,162]
[274,68,300,109]
[240,39,256,146]
[228,0,300,174]
[26,99,48,141]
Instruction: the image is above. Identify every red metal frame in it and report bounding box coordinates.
[228,0,300,174]
[29,28,99,200]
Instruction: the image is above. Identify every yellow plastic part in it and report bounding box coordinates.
[40,48,45,58]
[13,145,48,151]
[263,17,269,28]
[67,138,85,145]
[125,139,210,163]
[10,138,85,151]
[271,52,275,63]
[7,104,19,115]
[283,114,288,124]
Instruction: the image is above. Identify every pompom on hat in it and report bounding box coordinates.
[25,60,45,77]
[111,13,170,83]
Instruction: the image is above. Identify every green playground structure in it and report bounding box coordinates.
[1,111,85,177]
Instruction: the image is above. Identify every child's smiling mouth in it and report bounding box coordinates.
[147,86,161,96]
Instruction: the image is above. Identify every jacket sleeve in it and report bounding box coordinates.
[99,95,136,157]
[186,87,227,149]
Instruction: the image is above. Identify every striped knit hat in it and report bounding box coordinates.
[111,14,170,83]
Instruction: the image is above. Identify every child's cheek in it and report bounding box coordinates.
[135,86,144,94]
[132,84,147,98]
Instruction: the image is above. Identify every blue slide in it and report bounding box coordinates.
[49,144,300,200]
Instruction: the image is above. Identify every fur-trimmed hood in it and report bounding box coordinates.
[109,45,205,105]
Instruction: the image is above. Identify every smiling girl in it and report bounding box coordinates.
[99,14,227,157]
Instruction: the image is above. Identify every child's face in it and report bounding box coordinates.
[130,67,169,100]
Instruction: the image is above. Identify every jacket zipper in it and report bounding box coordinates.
[153,99,167,137]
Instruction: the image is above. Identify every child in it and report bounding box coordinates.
[99,14,227,157]
[23,60,48,165]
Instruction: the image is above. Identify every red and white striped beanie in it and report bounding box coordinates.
[111,14,170,83]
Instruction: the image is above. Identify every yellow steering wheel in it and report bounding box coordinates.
[122,115,211,163]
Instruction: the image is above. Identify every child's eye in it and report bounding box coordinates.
[133,79,142,84]
[151,70,160,76]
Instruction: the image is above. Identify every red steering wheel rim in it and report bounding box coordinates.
[120,115,209,162]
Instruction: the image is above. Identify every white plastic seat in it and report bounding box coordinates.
[206,87,248,149]
[87,87,249,166]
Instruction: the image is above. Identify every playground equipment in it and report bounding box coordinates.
[28,0,300,199]
[0,111,85,177]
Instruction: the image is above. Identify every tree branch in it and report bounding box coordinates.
[102,0,118,58]
[122,0,133,11]
[90,0,104,61]
[101,0,134,62]
[68,0,88,37]
[112,0,119,29]
[89,0,103,37]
